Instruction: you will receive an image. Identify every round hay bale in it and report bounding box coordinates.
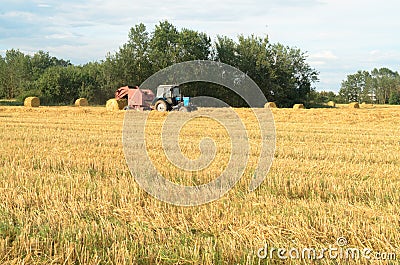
[264,102,277,108]
[327,101,336,107]
[293,104,305,109]
[349,102,360,108]
[106,98,127,111]
[75,98,89,107]
[24,97,40,108]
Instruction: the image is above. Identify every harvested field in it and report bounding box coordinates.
[0,105,399,264]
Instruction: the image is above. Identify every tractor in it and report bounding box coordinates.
[151,84,197,112]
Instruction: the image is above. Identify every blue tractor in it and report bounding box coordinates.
[151,84,197,112]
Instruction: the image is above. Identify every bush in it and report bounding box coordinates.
[16,89,42,103]
[389,91,400,105]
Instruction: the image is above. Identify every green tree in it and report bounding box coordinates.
[0,55,6,98]
[0,49,31,98]
[269,43,318,107]
[105,23,148,90]
[215,36,239,67]
[215,35,273,106]
[339,70,371,103]
[30,50,70,80]
[149,21,180,71]
[103,21,213,98]
[79,62,109,104]
[389,90,400,105]
[177,28,211,61]
[35,66,83,104]
[110,23,153,86]
[215,36,318,107]
[371,68,400,104]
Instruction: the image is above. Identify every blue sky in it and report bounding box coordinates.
[1,0,399,92]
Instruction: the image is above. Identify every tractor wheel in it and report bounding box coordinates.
[179,106,189,112]
[155,100,168,112]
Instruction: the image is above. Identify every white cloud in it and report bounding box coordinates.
[310,51,337,60]
[37,3,51,8]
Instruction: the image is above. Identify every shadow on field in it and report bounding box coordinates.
[0,100,23,106]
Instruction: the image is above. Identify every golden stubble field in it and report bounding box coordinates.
[0,105,399,264]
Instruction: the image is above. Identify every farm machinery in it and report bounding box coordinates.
[114,86,155,111]
[114,84,197,112]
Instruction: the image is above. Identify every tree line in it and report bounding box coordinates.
[339,68,400,104]
[1,21,320,107]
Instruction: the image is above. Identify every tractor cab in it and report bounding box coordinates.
[156,85,181,106]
